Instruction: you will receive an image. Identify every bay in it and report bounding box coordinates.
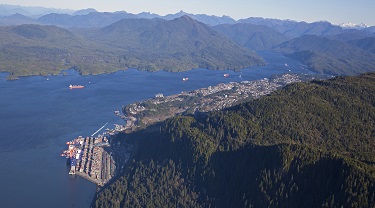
[0,51,311,207]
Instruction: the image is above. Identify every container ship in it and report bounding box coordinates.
[61,137,84,175]
[69,84,84,89]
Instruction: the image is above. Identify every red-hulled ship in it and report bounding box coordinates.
[69,84,84,89]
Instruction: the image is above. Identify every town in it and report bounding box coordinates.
[123,73,327,128]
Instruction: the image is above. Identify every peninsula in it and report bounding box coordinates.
[62,73,329,186]
[123,73,330,129]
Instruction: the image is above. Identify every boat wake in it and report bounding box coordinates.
[91,122,108,137]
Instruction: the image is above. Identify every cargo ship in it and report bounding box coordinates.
[61,137,84,175]
[69,84,84,89]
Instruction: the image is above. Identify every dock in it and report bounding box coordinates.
[62,136,116,186]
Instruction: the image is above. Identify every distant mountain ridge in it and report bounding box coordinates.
[72,8,98,16]
[213,23,289,50]
[238,17,344,38]
[35,11,375,32]
[38,11,137,28]
[0,4,74,17]
[0,24,124,78]
[0,4,373,30]
[0,13,38,26]
[323,29,371,42]
[0,4,375,78]
[274,35,375,75]
[349,37,375,54]
[162,10,236,26]
[37,10,236,28]
[337,22,369,29]
[363,26,375,35]
[0,16,264,78]
[0,4,374,38]
[84,15,264,71]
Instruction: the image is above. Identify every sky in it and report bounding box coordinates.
[1,0,374,25]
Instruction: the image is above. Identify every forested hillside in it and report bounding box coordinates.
[0,16,264,79]
[213,23,289,50]
[0,24,122,79]
[274,35,375,75]
[95,73,375,207]
[238,18,343,38]
[349,37,375,54]
[83,15,264,72]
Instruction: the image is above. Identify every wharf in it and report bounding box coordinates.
[62,131,134,186]
[62,136,116,186]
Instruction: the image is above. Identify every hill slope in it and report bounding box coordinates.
[324,29,371,42]
[0,17,265,78]
[37,10,236,28]
[213,23,289,50]
[238,17,343,38]
[38,11,136,28]
[95,73,375,207]
[162,10,236,26]
[274,35,375,75]
[85,16,264,71]
[349,37,375,53]
[0,13,38,26]
[0,24,123,78]
[0,4,73,17]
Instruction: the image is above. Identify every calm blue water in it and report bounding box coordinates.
[0,51,311,207]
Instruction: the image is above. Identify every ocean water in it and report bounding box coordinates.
[0,51,311,207]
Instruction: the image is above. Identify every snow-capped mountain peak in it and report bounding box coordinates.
[338,22,369,29]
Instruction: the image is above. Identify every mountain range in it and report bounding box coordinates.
[213,23,289,50]
[0,16,264,79]
[273,35,375,75]
[84,16,263,72]
[0,24,121,78]
[0,4,375,78]
[36,10,238,28]
[338,22,369,29]
[0,4,73,17]
[238,18,345,38]
[0,4,373,29]
[349,37,375,54]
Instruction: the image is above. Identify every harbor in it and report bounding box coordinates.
[3,61,317,207]
[60,73,329,187]
[61,125,133,186]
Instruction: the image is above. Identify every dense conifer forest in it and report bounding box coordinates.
[95,73,375,207]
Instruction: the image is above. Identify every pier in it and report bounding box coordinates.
[62,135,133,186]
[61,119,134,186]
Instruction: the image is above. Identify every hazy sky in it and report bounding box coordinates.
[2,0,374,25]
